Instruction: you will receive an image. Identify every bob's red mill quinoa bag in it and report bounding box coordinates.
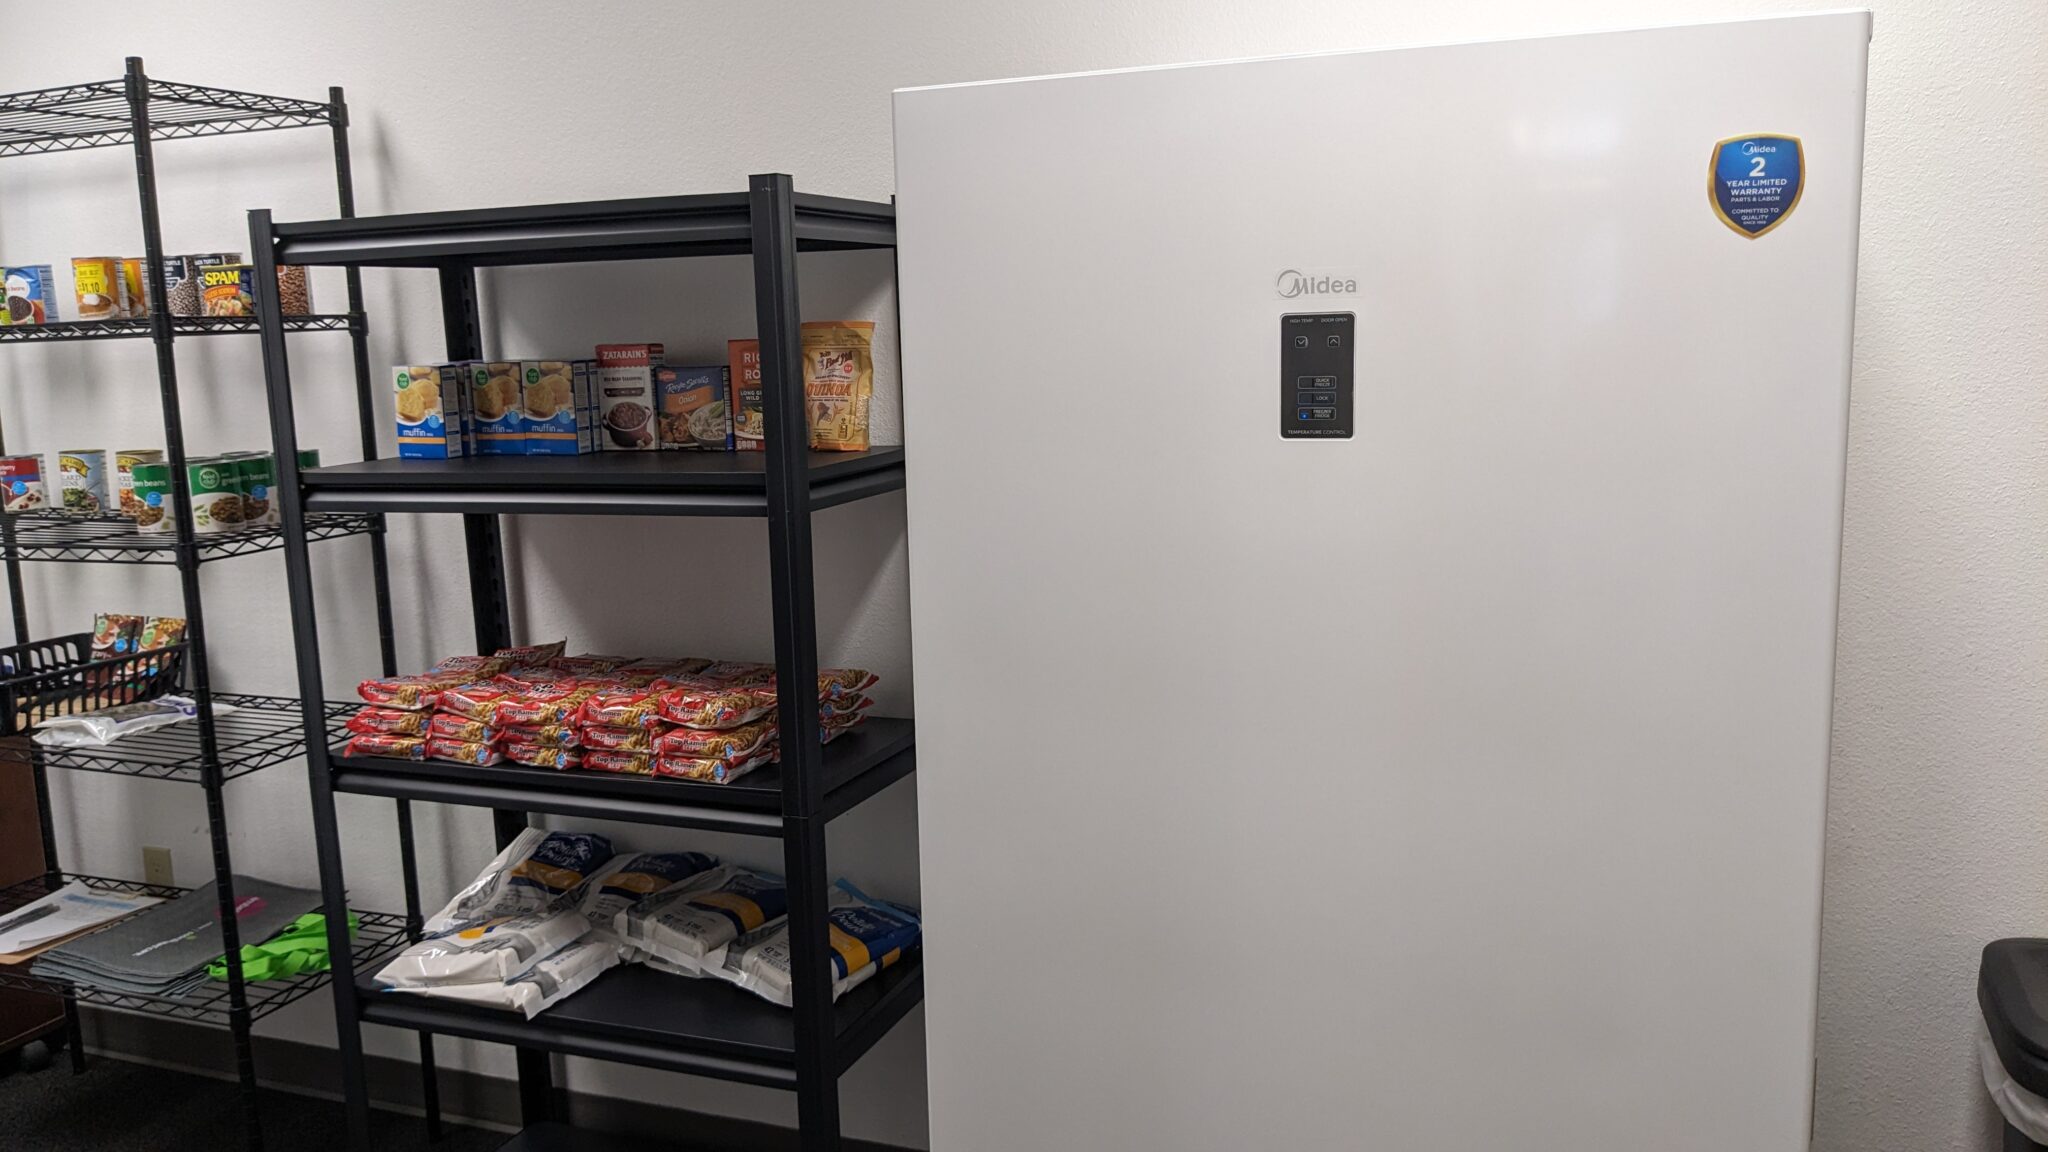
[730,321,877,452]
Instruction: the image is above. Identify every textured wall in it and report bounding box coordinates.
[2,3,2044,1149]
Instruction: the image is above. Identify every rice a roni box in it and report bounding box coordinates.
[394,364,468,459]
[728,340,764,451]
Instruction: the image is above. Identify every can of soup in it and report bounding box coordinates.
[129,462,173,533]
[185,456,241,534]
[231,453,278,526]
[56,449,108,516]
[114,449,165,520]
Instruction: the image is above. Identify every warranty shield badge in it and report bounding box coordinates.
[1710,135,1804,238]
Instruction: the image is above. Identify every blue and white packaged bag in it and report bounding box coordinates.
[424,828,614,933]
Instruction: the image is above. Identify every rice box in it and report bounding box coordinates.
[728,340,764,452]
[1,266,59,326]
[521,360,593,456]
[469,362,527,455]
[657,365,732,450]
[394,364,468,459]
[594,344,663,450]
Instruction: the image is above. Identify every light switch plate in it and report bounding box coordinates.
[142,846,173,887]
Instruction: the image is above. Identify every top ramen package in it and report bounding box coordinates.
[423,828,615,933]
[800,321,876,452]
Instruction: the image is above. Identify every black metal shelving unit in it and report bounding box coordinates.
[251,175,917,1152]
[0,59,425,1152]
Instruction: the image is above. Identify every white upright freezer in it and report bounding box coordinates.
[893,12,1868,1152]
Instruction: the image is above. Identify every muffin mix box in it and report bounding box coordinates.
[393,364,469,459]
[594,344,664,450]
[522,360,596,455]
[469,362,527,455]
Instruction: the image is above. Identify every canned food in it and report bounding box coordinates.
[129,462,173,533]
[232,453,278,526]
[297,448,321,472]
[71,257,124,322]
[114,449,165,520]
[185,456,242,534]
[57,449,107,516]
[0,455,44,513]
[119,258,149,320]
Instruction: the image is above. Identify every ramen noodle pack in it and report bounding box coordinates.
[800,321,876,451]
[397,936,619,1020]
[708,880,921,1007]
[657,365,732,450]
[394,364,469,459]
[502,740,581,769]
[616,865,788,976]
[651,747,778,784]
[347,707,434,736]
[469,362,527,454]
[594,344,663,450]
[374,908,589,989]
[423,827,614,934]
[653,716,776,762]
[573,851,720,942]
[426,737,503,765]
[500,722,580,748]
[578,725,663,752]
[343,732,427,760]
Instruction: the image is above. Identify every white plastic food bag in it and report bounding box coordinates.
[34,696,235,747]
[374,909,587,989]
[616,865,785,977]
[705,880,920,1007]
[424,829,613,933]
[403,937,619,1019]
[573,851,719,944]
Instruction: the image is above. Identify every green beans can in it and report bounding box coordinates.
[296,448,320,472]
[185,456,241,534]
[230,453,278,526]
[129,462,174,534]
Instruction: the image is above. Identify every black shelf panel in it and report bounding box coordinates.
[1,694,356,783]
[357,951,924,1089]
[1,510,377,564]
[267,191,895,268]
[331,717,914,836]
[299,448,906,517]
[0,873,408,1023]
[0,313,360,344]
[0,77,334,158]
[494,1123,668,1152]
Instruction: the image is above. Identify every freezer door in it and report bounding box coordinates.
[896,12,1868,1152]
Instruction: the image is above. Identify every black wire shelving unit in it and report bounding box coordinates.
[251,176,918,1152]
[0,58,427,1152]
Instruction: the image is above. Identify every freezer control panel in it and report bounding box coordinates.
[1280,312,1353,439]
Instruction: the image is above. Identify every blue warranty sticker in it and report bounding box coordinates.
[1710,135,1804,238]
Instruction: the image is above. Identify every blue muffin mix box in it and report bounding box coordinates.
[470,362,527,455]
[521,359,597,455]
[394,364,468,459]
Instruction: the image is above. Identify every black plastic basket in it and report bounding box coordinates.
[0,632,187,737]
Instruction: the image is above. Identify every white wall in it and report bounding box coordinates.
[1,3,2043,1150]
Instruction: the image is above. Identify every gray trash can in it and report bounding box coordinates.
[1979,939,2048,1150]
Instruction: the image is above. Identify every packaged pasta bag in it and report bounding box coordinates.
[423,828,614,933]
[347,707,433,736]
[429,713,504,745]
[653,716,775,762]
[650,744,777,784]
[578,686,672,729]
[399,936,618,1020]
[343,733,427,760]
[616,865,787,977]
[707,880,920,1007]
[578,724,666,752]
[583,749,658,776]
[500,722,580,748]
[427,737,503,766]
[374,909,588,989]
[501,740,581,770]
[572,851,720,943]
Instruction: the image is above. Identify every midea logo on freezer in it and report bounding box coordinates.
[1275,269,1358,299]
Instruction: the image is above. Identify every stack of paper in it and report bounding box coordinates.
[0,882,164,964]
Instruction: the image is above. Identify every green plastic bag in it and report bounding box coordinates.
[207,912,359,982]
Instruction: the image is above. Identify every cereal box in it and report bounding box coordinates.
[657,365,731,451]
[728,339,764,452]
[1,266,59,326]
[521,360,592,455]
[470,362,527,455]
[394,364,468,459]
[594,344,663,450]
